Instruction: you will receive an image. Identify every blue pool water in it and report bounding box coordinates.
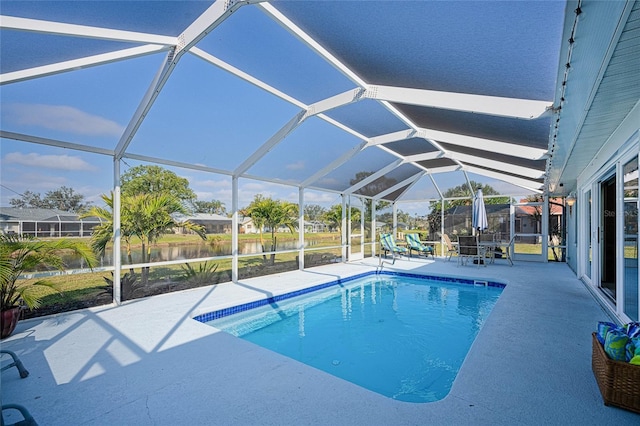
[203,273,504,403]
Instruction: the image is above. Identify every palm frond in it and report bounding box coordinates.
[1,234,96,310]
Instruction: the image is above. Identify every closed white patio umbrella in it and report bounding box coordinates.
[472,188,488,234]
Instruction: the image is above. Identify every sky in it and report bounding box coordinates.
[0,1,549,216]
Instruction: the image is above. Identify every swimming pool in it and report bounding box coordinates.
[197,272,504,403]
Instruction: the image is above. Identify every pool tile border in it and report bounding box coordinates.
[193,271,505,324]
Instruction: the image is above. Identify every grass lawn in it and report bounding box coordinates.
[19,232,343,318]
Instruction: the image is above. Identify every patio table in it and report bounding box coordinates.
[479,240,513,266]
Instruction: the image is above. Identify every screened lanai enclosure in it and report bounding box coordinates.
[1,1,639,321]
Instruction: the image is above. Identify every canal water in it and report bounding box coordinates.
[64,239,330,268]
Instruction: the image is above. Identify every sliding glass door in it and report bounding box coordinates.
[600,172,617,300]
[623,157,638,321]
[584,188,592,280]
[584,150,639,322]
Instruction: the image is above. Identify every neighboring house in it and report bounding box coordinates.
[240,218,328,234]
[239,217,258,234]
[515,199,564,235]
[441,200,564,243]
[172,213,232,234]
[0,207,102,237]
[303,220,328,233]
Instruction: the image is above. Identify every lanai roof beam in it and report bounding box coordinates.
[0,15,177,45]
[1,45,168,85]
[343,159,403,195]
[369,85,552,119]
[114,0,250,158]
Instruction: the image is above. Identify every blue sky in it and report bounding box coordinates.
[0,1,549,215]
[0,3,337,210]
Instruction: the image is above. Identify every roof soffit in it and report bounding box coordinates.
[547,0,638,194]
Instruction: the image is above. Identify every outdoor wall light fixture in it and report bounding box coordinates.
[566,192,576,214]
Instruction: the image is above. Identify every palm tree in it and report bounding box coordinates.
[323,204,361,234]
[1,234,97,311]
[82,192,206,285]
[83,193,135,270]
[241,195,298,265]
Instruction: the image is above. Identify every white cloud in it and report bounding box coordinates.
[216,189,233,198]
[285,160,305,170]
[316,177,341,187]
[194,191,215,200]
[304,191,339,204]
[4,152,97,171]
[6,103,124,136]
[194,190,232,202]
[3,171,66,189]
[241,182,269,192]
[195,179,231,189]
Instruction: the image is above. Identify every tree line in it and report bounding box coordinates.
[425,181,510,237]
[9,165,422,229]
[8,165,430,265]
[10,167,509,239]
[8,166,227,215]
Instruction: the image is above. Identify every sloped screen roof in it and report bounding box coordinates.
[0,0,567,203]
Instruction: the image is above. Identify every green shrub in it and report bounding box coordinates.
[180,261,218,285]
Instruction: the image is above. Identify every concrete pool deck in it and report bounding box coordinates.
[2,257,639,425]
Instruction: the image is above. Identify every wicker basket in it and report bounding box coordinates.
[591,332,640,413]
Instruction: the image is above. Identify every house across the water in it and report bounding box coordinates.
[0,207,103,238]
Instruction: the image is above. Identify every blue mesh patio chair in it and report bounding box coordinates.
[405,233,434,259]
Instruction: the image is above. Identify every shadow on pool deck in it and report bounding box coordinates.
[2,257,639,425]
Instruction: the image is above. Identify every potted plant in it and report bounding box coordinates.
[1,234,96,339]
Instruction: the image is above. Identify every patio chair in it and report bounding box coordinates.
[405,233,434,259]
[478,233,496,261]
[1,404,38,426]
[1,350,37,426]
[498,235,515,266]
[442,234,458,261]
[0,350,29,379]
[380,233,408,259]
[457,235,485,267]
